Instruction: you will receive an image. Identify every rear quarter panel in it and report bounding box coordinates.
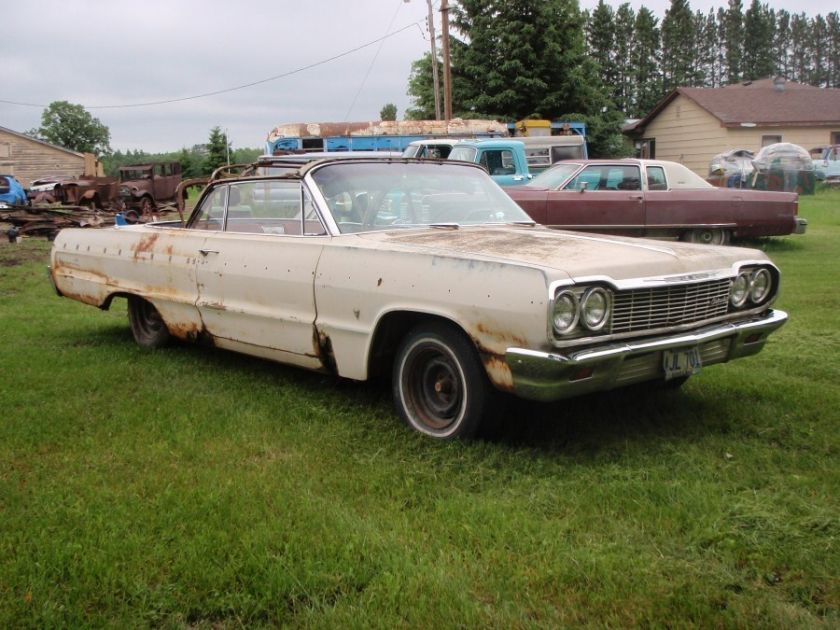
[51,226,205,338]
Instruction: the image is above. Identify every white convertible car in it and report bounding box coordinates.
[50,159,787,439]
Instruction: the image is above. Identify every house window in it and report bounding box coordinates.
[0,143,10,158]
[761,135,782,147]
[636,139,655,159]
[832,131,840,145]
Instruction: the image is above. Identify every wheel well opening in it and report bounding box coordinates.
[367,312,468,380]
[101,291,135,311]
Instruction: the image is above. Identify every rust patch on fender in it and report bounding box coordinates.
[481,353,515,392]
[475,322,527,349]
[133,233,160,259]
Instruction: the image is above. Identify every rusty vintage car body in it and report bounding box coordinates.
[50,159,788,439]
[118,162,182,215]
[505,159,806,245]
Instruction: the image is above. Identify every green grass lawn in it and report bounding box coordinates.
[1,191,838,627]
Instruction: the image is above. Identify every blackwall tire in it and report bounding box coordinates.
[127,296,171,349]
[392,322,491,440]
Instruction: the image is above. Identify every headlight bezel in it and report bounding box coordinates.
[730,265,777,310]
[551,285,613,337]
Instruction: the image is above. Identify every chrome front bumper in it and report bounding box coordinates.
[506,309,788,401]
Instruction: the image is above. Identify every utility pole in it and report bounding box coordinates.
[426,0,441,120]
[440,0,452,123]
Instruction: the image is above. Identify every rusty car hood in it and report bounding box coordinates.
[355,226,764,281]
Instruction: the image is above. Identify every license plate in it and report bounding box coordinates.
[662,347,702,380]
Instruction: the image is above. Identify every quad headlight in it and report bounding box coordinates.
[730,272,750,307]
[749,268,772,303]
[552,290,579,334]
[580,287,610,331]
[552,286,612,336]
[730,266,775,309]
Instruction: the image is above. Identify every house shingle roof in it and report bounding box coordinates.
[627,79,840,134]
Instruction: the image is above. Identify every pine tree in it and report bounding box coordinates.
[743,0,775,80]
[828,12,840,87]
[716,7,728,84]
[451,0,597,120]
[633,7,662,117]
[613,3,637,113]
[204,127,230,174]
[724,0,744,83]
[774,10,792,79]
[587,1,617,104]
[811,15,829,86]
[790,13,811,83]
[661,0,696,90]
[695,10,719,87]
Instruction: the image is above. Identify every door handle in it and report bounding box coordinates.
[629,194,643,201]
[199,249,219,256]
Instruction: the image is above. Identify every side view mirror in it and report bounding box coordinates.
[578,181,589,193]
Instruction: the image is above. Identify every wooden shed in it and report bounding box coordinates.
[0,125,90,187]
[624,78,840,177]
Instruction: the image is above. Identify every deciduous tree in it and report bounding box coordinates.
[36,101,111,154]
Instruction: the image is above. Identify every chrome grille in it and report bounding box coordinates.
[610,278,731,334]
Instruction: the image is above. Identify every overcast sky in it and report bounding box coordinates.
[1,0,827,153]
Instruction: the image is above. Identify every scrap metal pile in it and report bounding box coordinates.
[0,202,182,239]
[1,204,114,239]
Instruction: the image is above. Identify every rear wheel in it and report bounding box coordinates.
[127,296,170,348]
[681,228,730,245]
[392,322,491,439]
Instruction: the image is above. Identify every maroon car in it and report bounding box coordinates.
[505,159,807,244]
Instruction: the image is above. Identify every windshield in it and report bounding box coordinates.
[528,163,582,189]
[310,161,533,234]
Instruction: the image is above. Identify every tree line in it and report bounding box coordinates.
[588,0,840,118]
[406,0,838,156]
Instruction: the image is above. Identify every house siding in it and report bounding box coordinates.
[0,128,85,187]
[643,96,728,175]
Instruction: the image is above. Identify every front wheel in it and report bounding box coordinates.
[139,196,155,216]
[127,296,170,348]
[681,228,730,245]
[392,322,491,439]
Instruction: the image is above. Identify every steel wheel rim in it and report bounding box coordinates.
[403,342,464,431]
[136,301,165,337]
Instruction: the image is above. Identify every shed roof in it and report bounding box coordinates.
[0,125,84,157]
[627,78,840,134]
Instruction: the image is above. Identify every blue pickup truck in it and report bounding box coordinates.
[0,174,28,206]
[448,139,532,186]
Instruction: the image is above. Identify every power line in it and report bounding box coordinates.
[0,20,423,111]
[343,0,406,121]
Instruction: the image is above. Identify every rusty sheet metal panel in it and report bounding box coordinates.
[267,119,508,142]
[51,226,205,338]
